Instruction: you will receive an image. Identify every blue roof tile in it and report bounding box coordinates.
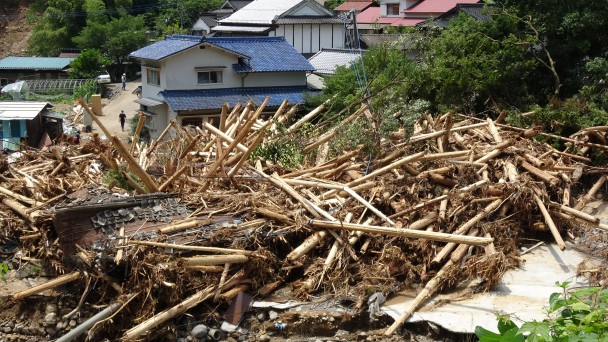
[160,86,317,111]
[0,57,75,70]
[129,35,315,72]
[129,36,202,61]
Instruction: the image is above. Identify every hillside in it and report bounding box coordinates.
[0,4,33,58]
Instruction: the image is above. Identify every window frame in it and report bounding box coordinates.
[146,67,160,86]
[197,70,223,85]
[386,3,400,15]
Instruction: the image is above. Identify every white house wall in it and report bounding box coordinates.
[379,0,419,16]
[270,23,344,54]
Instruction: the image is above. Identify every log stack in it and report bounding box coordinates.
[0,99,607,340]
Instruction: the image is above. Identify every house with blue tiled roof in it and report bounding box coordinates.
[128,35,316,137]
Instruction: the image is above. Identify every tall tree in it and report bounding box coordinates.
[28,0,85,56]
[68,49,111,79]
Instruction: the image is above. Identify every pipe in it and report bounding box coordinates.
[208,328,223,341]
[55,300,123,342]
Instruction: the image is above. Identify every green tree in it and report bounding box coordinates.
[68,49,111,79]
[500,0,608,98]
[84,0,107,24]
[74,11,148,72]
[28,0,86,56]
[155,0,222,34]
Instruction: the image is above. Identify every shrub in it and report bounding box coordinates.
[476,281,608,341]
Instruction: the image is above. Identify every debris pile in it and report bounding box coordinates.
[1,97,607,341]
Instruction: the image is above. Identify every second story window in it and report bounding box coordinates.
[147,68,160,86]
[387,3,400,15]
[197,70,223,85]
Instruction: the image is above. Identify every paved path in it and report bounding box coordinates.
[90,81,142,140]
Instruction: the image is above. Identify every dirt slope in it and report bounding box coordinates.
[0,4,33,58]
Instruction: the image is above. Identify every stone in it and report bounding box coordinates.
[226,337,238,342]
[2,326,12,333]
[45,326,56,335]
[238,335,249,341]
[190,324,208,339]
[257,312,267,321]
[69,320,77,328]
[335,329,349,336]
[44,313,57,325]
[6,321,14,329]
[268,310,278,320]
[329,316,335,323]
[220,321,238,333]
[259,334,271,342]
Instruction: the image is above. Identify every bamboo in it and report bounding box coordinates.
[2,198,43,223]
[533,194,566,250]
[552,202,599,223]
[121,171,146,194]
[158,165,189,192]
[254,207,294,224]
[287,230,328,261]
[159,218,208,234]
[309,220,493,246]
[486,118,502,143]
[181,255,249,266]
[203,122,248,153]
[178,134,202,160]
[438,190,449,222]
[408,212,438,230]
[523,153,546,168]
[227,121,270,177]
[186,266,224,273]
[12,271,81,300]
[303,104,367,152]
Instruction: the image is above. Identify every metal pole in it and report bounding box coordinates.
[55,300,123,342]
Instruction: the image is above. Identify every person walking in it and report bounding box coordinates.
[119,110,127,131]
[121,73,127,90]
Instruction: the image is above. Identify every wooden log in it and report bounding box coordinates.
[12,271,81,300]
[486,118,502,143]
[575,175,606,210]
[320,152,425,199]
[385,233,475,335]
[503,161,519,182]
[2,198,43,223]
[120,171,146,194]
[159,218,209,234]
[130,112,147,155]
[123,286,216,340]
[146,121,174,158]
[309,220,493,246]
[438,190,449,222]
[178,134,202,160]
[431,199,502,264]
[111,135,160,193]
[227,121,270,177]
[128,240,253,255]
[186,266,224,273]
[203,122,248,153]
[77,99,112,138]
[523,153,546,168]
[324,213,353,267]
[303,104,367,152]
[287,230,328,261]
[520,161,559,186]
[254,207,294,224]
[533,194,566,251]
[0,185,42,206]
[158,165,188,192]
[181,255,249,266]
[408,212,438,230]
[286,98,329,133]
[551,202,599,224]
[428,173,458,187]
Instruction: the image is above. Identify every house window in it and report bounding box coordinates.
[182,118,203,128]
[197,71,223,85]
[387,3,400,15]
[147,68,160,86]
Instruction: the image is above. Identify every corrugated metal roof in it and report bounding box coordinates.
[135,97,164,107]
[276,17,344,24]
[0,57,75,70]
[160,86,316,111]
[218,0,304,25]
[308,49,364,75]
[0,101,52,120]
[357,7,425,26]
[130,36,315,73]
[227,0,254,10]
[405,0,480,14]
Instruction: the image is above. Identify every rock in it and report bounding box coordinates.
[190,324,208,339]
[226,337,238,342]
[238,335,249,341]
[220,321,238,333]
[6,321,14,329]
[44,313,57,326]
[45,326,56,335]
[335,329,349,336]
[268,310,278,320]
[259,334,271,342]
[69,320,77,328]
[2,326,12,333]
[329,316,335,323]
[257,312,267,321]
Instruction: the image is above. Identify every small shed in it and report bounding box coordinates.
[0,101,57,151]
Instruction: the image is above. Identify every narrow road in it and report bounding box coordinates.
[91,81,142,140]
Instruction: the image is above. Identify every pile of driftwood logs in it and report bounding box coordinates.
[1,97,608,340]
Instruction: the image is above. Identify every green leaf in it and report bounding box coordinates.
[475,326,503,342]
[498,318,519,334]
[520,322,552,341]
[500,327,525,342]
